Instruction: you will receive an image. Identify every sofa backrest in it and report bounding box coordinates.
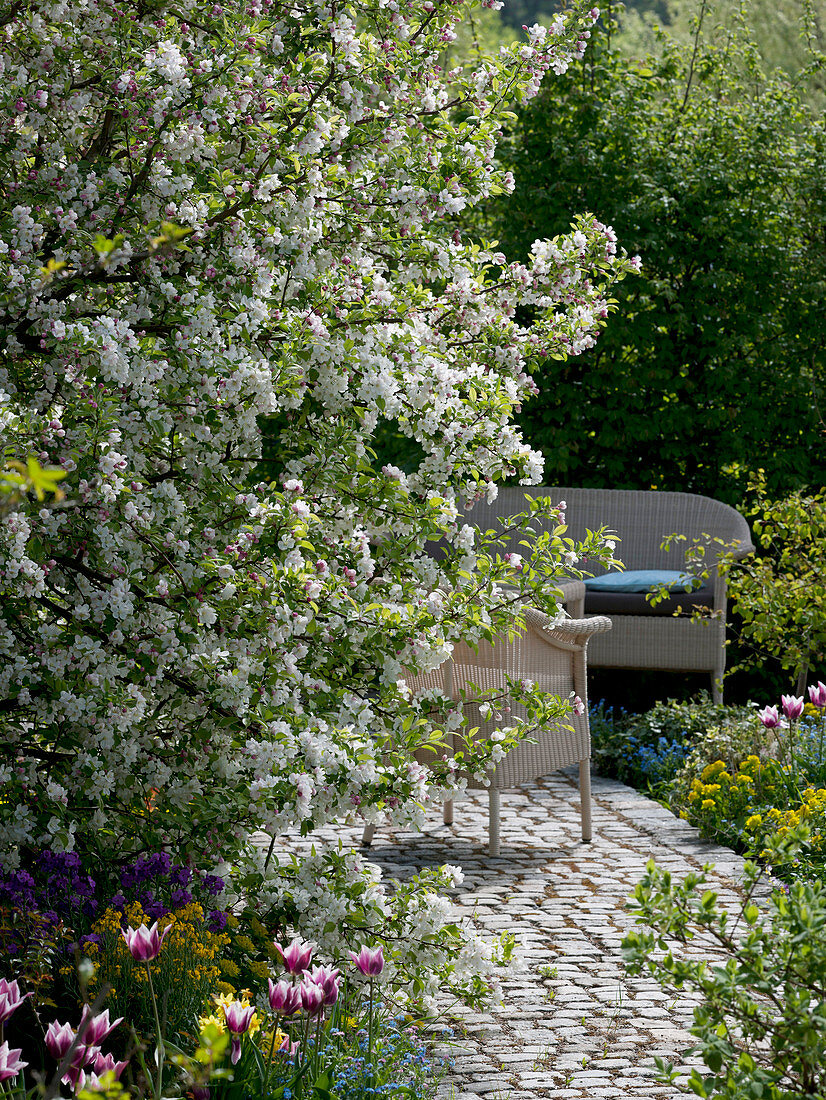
[462,487,753,575]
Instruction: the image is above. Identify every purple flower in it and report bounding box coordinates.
[170,889,193,908]
[274,937,314,975]
[0,1041,27,1084]
[267,979,302,1017]
[303,965,340,1006]
[758,705,781,729]
[223,1001,255,1035]
[808,681,826,709]
[0,978,32,1024]
[201,874,225,897]
[781,694,805,721]
[137,889,156,910]
[169,864,192,887]
[121,920,171,962]
[109,893,127,910]
[206,909,227,932]
[348,944,385,977]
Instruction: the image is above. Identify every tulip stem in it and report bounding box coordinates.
[264,1023,279,1095]
[367,975,374,1090]
[145,965,165,1100]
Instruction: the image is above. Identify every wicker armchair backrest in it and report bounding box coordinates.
[463,487,754,576]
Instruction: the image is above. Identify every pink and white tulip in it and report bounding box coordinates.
[277,1035,301,1060]
[758,705,782,729]
[0,1042,27,1084]
[303,965,340,1006]
[781,694,805,721]
[808,681,826,709]
[348,944,385,976]
[298,979,326,1018]
[91,1052,129,1079]
[223,1001,255,1065]
[267,978,302,1016]
[0,979,31,1025]
[79,1006,123,1045]
[45,1020,76,1061]
[121,920,171,962]
[273,937,314,975]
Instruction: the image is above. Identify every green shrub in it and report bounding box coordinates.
[623,828,826,1099]
[723,473,826,694]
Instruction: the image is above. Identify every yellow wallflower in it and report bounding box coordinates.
[701,760,727,782]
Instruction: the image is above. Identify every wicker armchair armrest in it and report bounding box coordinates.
[523,607,612,650]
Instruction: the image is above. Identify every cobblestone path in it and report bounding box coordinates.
[275,770,753,1098]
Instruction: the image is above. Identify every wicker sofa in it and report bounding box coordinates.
[463,487,754,703]
[363,607,611,857]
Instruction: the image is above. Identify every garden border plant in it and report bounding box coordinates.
[623,825,826,1099]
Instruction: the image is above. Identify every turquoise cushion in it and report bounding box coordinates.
[584,569,696,593]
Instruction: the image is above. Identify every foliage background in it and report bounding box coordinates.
[483,18,826,504]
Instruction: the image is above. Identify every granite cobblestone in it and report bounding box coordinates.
[273,769,752,1098]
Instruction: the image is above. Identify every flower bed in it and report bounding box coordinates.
[592,684,826,885]
[0,882,447,1100]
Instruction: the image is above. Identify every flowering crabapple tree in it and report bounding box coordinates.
[0,0,631,990]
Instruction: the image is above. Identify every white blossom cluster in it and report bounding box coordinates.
[0,0,630,985]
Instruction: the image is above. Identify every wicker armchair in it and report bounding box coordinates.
[363,608,611,856]
[463,487,754,702]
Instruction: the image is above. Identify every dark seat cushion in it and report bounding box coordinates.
[584,585,715,616]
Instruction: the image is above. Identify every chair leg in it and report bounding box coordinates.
[443,799,454,825]
[579,760,592,843]
[711,671,723,705]
[488,789,500,857]
[361,824,376,847]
